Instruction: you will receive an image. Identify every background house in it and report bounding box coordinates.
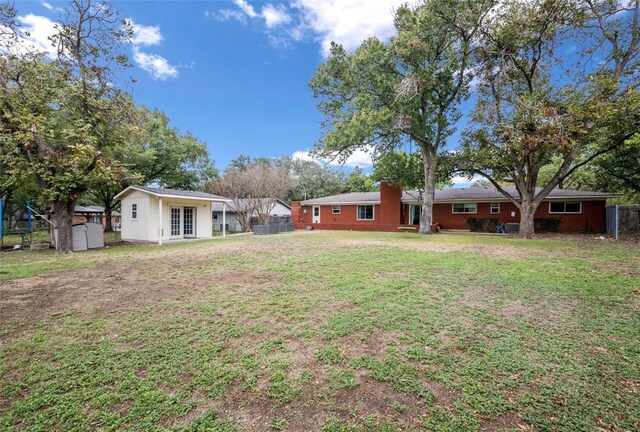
[292,182,614,233]
[115,186,229,244]
[212,199,291,232]
[73,206,121,231]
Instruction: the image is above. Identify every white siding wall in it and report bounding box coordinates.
[270,202,291,216]
[121,191,215,242]
[121,192,153,241]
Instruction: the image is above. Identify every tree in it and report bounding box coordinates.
[343,167,377,193]
[287,158,347,202]
[309,0,492,233]
[88,107,218,231]
[372,150,454,195]
[1,0,133,252]
[455,0,639,238]
[207,163,291,231]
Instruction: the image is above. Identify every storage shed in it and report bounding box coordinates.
[114,186,230,244]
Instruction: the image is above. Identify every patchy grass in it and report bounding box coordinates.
[1,231,639,431]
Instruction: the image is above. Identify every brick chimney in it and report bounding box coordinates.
[379,181,402,225]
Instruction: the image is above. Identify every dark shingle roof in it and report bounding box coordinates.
[301,187,614,204]
[301,192,380,205]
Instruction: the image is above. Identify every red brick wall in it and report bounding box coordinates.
[428,201,606,232]
[292,191,606,233]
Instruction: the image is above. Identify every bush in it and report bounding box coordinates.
[467,218,499,232]
[535,217,561,233]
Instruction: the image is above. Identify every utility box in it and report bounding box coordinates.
[505,223,520,234]
[53,223,104,251]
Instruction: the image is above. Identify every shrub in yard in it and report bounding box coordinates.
[466,217,499,232]
[534,217,561,233]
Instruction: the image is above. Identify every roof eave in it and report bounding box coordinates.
[114,186,231,202]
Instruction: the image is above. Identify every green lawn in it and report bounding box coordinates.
[1,231,638,431]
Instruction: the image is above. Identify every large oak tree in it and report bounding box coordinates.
[1,0,133,252]
[455,0,639,238]
[309,0,492,233]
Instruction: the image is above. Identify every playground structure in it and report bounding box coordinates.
[0,200,38,250]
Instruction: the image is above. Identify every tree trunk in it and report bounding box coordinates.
[104,207,113,232]
[518,198,536,239]
[51,199,75,253]
[418,146,437,234]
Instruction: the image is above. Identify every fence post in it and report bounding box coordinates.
[614,205,620,240]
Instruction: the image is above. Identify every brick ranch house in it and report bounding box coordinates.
[291,182,614,233]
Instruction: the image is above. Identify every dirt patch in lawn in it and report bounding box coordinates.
[0,263,280,338]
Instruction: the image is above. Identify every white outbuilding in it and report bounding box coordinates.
[114,186,230,244]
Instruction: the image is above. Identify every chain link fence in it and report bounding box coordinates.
[607,205,640,240]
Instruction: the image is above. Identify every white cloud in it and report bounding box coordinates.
[132,47,178,80]
[292,147,374,168]
[262,4,292,28]
[208,9,247,23]
[0,13,60,57]
[233,0,258,18]
[292,0,415,56]
[292,150,315,162]
[41,2,54,10]
[11,14,57,55]
[214,0,418,55]
[126,19,163,46]
[449,174,484,188]
[214,1,292,30]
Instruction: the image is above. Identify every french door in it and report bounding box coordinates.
[170,207,182,238]
[183,207,196,238]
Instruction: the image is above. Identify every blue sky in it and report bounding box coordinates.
[10,0,432,174]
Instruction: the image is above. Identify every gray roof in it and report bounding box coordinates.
[117,185,228,201]
[301,187,614,205]
[74,205,104,213]
[301,192,380,205]
[212,198,290,212]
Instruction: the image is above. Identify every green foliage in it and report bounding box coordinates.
[287,158,347,202]
[466,217,498,233]
[455,0,640,237]
[344,166,377,193]
[310,0,492,229]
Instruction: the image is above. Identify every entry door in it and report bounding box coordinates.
[170,207,182,238]
[183,207,196,238]
[312,206,321,223]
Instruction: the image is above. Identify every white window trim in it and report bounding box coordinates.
[452,203,477,214]
[357,205,375,221]
[549,201,582,214]
[332,205,341,214]
[131,203,138,220]
[490,202,500,214]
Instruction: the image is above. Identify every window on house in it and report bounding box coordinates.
[89,215,100,224]
[213,214,218,220]
[490,203,500,214]
[332,205,341,214]
[549,201,581,213]
[357,205,374,220]
[131,203,138,220]
[452,203,477,214]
